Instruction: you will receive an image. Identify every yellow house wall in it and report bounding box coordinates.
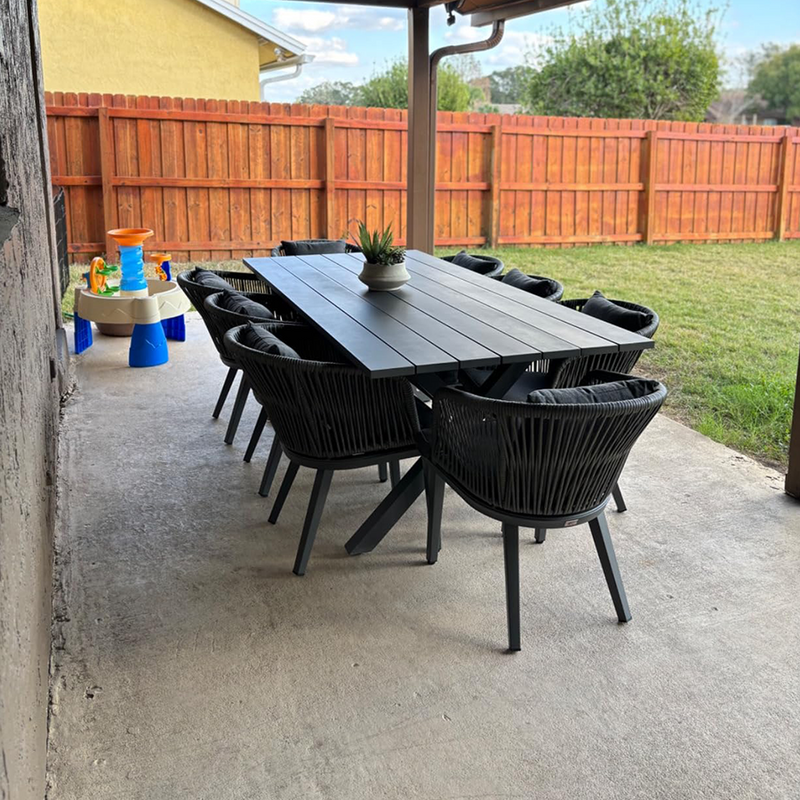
[38,0,263,100]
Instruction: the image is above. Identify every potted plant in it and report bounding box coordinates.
[354,222,409,291]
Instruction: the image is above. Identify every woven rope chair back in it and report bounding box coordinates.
[429,384,666,519]
[203,291,298,362]
[176,269,274,358]
[548,299,660,388]
[225,322,421,461]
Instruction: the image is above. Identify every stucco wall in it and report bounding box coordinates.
[0,1,62,798]
[38,0,262,100]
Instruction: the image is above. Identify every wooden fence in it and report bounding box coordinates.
[45,92,800,262]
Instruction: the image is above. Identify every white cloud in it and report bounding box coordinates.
[272,5,404,35]
[444,26,552,69]
[299,36,359,66]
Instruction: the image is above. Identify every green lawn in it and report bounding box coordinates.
[448,242,799,469]
[64,241,800,468]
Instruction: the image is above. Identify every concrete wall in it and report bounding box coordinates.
[37,0,265,100]
[0,0,62,797]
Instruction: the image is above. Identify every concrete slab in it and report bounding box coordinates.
[49,315,800,799]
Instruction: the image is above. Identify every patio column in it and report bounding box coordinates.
[787,345,800,499]
[406,7,434,253]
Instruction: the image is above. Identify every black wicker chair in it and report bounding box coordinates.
[496,297,659,515]
[421,375,667,651]
[496,272,564,302]
[549,298,660,388]
[225,322,426,575]
[203,292,304,466]
[177,269,296,444]
[270,240,362,257]
[442,253,504,278]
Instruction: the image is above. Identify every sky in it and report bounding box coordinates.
[241,0,800,102]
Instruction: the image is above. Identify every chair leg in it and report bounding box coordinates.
[378,462,388,483]
[212,366,237,419]
[269,461,299,524]
[534,528,547,544]
[224,376,250,445]
[293,469,334,576]
[244,407,268,463]
[423,463,444,564]
[502,523,521,652]
[612,483,627,513]
[259,438,283,497]
[389,460,401,488]
[589,511,631,623]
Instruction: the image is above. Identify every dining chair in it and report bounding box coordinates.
[206,295,396,495]
[203,292,303,465]
[419,374,667,651]
[177,268,296,441]
[442,251,504,278]
[270,239,362,257]
[497,268,564,302]
[225,321,427,575]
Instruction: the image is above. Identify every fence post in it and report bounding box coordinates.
[640,130,659,245]
[488,124,501,248]
[775,127,792,242]
[324,116,337,239]
[97,106,118,261]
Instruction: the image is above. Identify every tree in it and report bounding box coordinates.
[488,66,533,105]
[523,0,723,121]
[297,81,358,106]
[748,44,800,123]
[356,56,483,111]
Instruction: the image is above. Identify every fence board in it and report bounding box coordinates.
[45,92,800,261]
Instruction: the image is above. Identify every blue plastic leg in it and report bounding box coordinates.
[162,314,185,342]
[129,321,169,367]
[74,311,93,354]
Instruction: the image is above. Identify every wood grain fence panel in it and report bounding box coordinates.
[46,94,800,259]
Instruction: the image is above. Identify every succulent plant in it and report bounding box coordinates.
[354,221,405,267]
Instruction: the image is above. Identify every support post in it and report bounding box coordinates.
[97,106,118,261]
[641,130,659,245]
[324,116,337,239]
[775,127,792,242]
[786,344,800,499]
[407,7,434,253]
[488,123,501,247]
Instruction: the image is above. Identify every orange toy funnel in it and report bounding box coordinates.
[107,228,154,247]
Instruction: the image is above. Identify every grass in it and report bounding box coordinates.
[64,241,800,468]
[448,241,799,469]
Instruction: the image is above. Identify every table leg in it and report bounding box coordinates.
[345,460,425,555]
[344,362,530,558]
[478,362,530,399]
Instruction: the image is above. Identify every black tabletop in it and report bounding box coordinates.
[244,250,653,378]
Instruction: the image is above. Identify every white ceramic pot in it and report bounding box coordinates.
[358,261,410,292]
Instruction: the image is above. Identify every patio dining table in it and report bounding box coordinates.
[243,249,654,556]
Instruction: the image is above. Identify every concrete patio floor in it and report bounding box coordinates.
[49,314,800,799]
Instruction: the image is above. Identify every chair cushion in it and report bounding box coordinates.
[527,378,660,405]
[241,322,299,358]
[450,251,496,275]
[581,291,651,332]
[218,290,273,319]
[502,268,559,298]
[281,238,347,256]
[190,268,236,292]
